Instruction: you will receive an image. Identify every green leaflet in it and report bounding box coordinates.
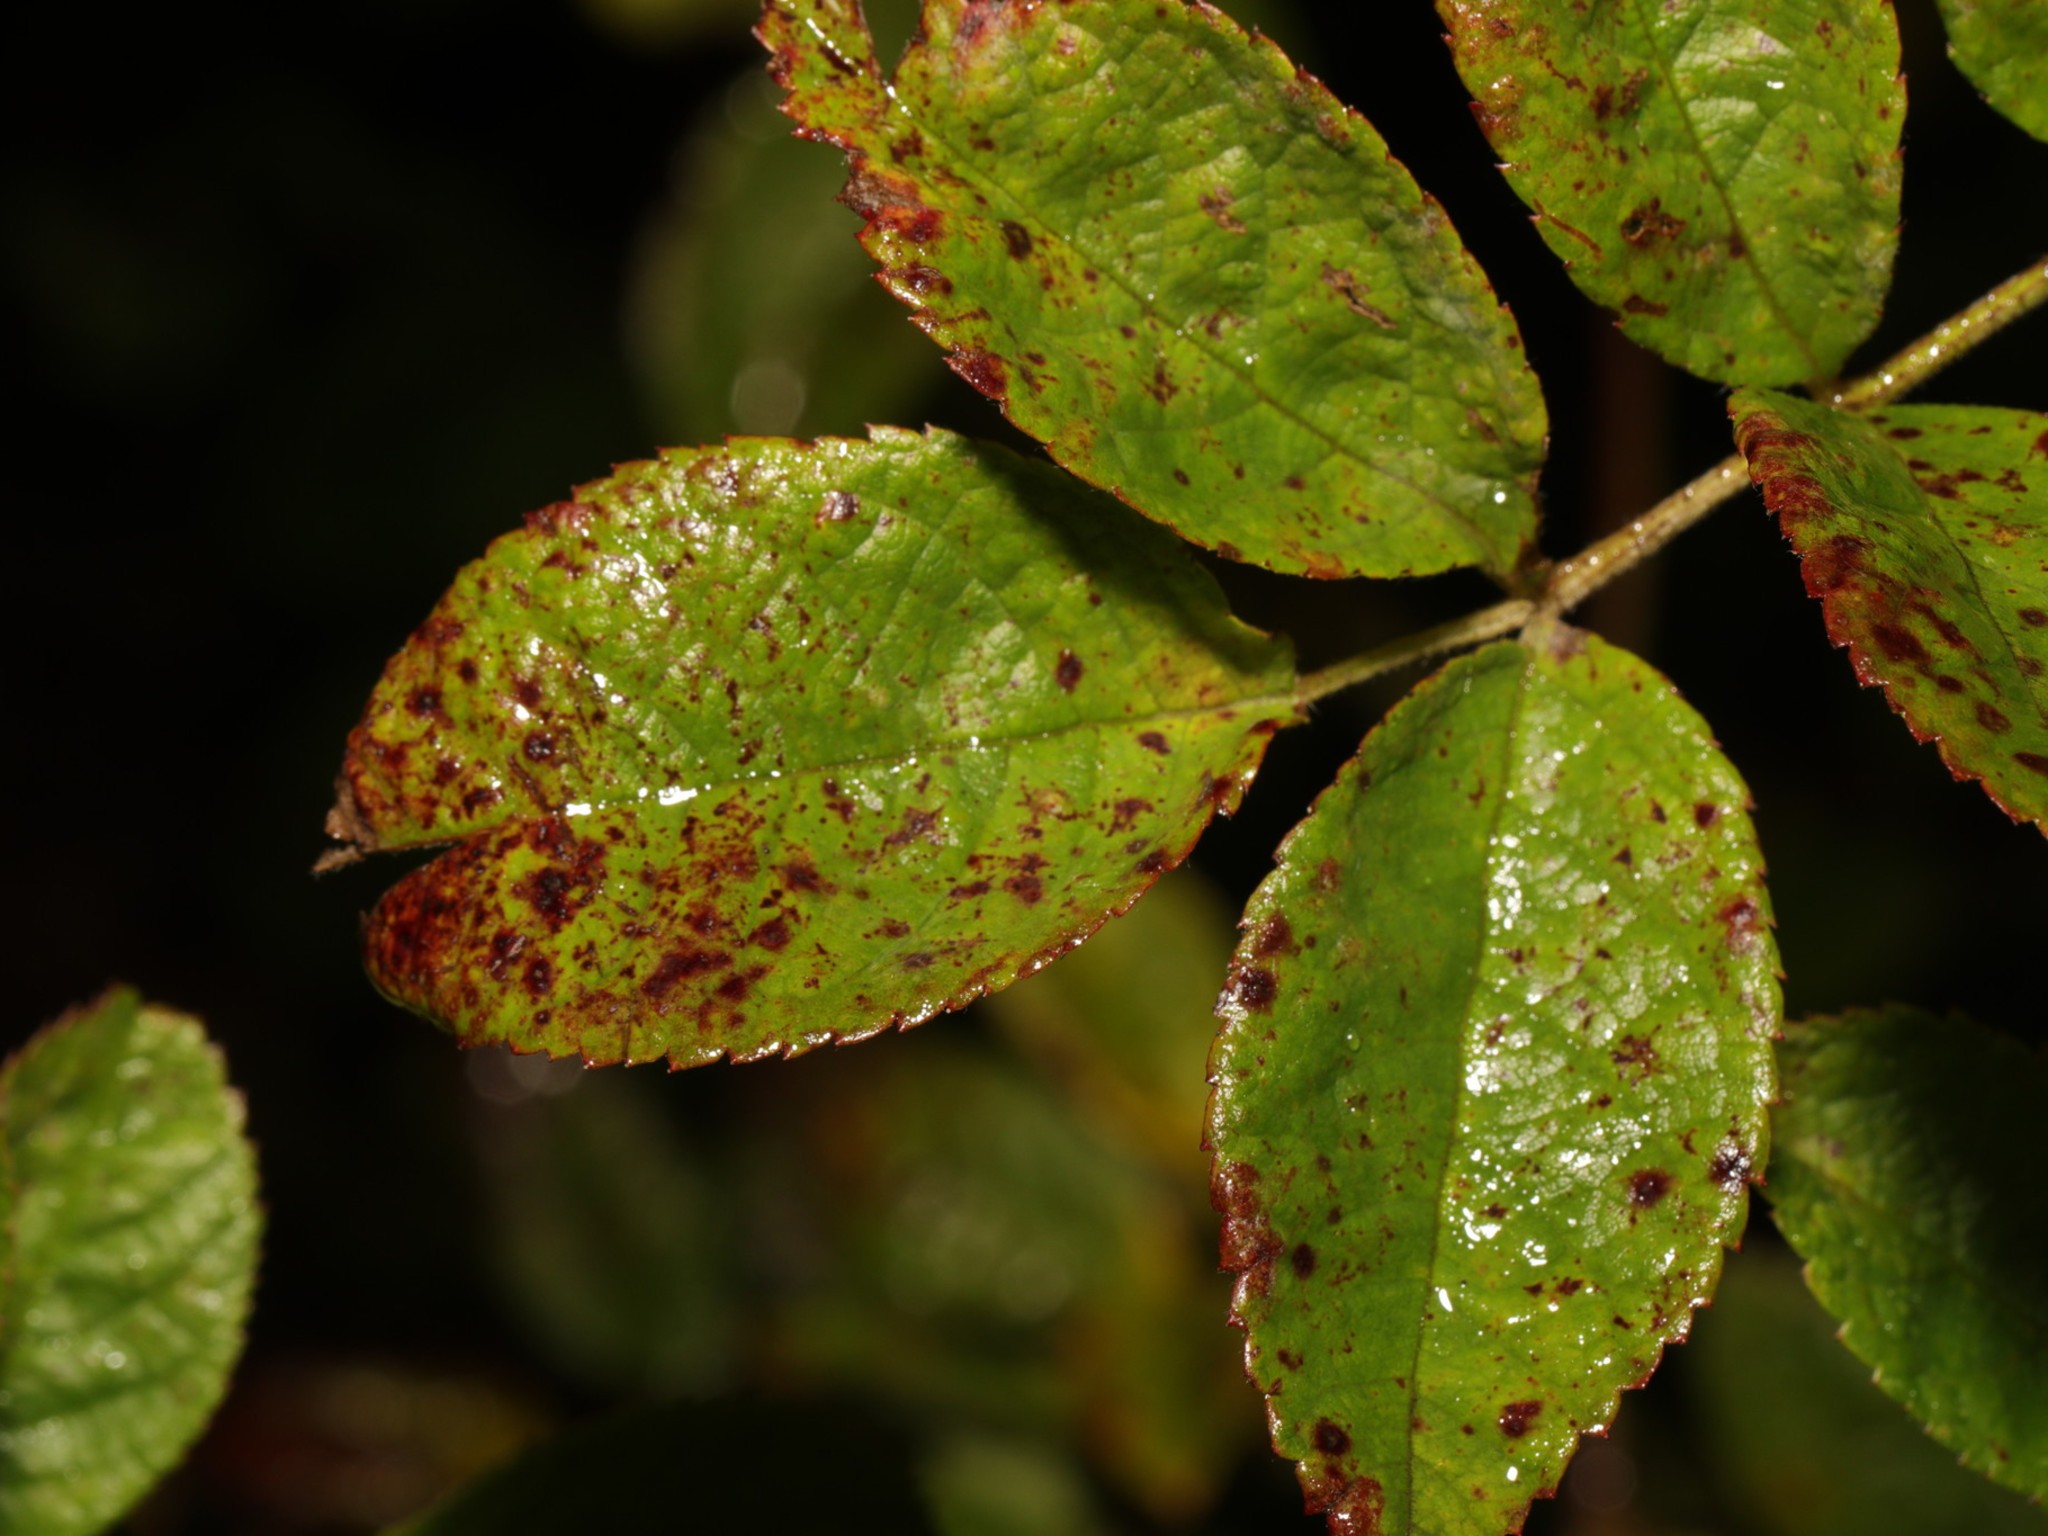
[761,0,1547,580]
[1440,0,1902,386]
[1206,626,1779,1536]
[1937,0,2048,143]
[0,990,260,1536]
[1733,392,2048,832]
[1769,1006,2048,1503]
[1690,1248,2048,1536]
[328,428,1295,1067]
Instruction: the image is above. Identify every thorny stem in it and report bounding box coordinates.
[1296,252,2048,708]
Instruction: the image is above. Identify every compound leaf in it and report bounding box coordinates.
[761,0,1547,580]
[1207,625,1779,1536]
[0,989,260,1536]
[327,428,1295,1068]
[1769,1005,2048,1501]
[1936,0,2048,142]
[1733,392,2048,832]
[1440,0,1902,386]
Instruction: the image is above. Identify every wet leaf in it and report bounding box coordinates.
[1440,0,1902,386]
[1936,0,2048,142]
[1733,392,2048,832]
[1768,1005,2048,1502]
[760,0,1547,580]
[1690,1245,2048,1536]
[0,989,260,1536]
[329,427,1295,1068]
[1206,625,1779,1535]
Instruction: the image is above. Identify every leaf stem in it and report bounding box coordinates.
[1539,454,1750,618]
[1295,252,2048,703]
[1831,255,2048,411]
[1295,598,1535,705]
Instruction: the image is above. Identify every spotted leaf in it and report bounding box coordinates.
[1770,1005,2048,1502]
[1936,0,2048,142]
[0,990,260,1536]
[1440,0,1902,386]
[326,428,1296,1068]
[1733,392,2048,832]
[759,0,1547,580]
[1206,625,1778,1536]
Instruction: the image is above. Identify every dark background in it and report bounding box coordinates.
[4,0,2045,1530]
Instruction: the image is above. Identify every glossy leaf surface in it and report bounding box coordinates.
[1937,0,2048,142]
[1441,0,1902,385]
[1733,392,2048,831]
[1207,626,1779,1535]
[1769,1005,2048,1502]
[329,428,1295,1067]
[762,0,1547,579]
[0,990,259,1536]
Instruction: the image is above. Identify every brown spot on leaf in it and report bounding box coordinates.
[1870,623,1929,667]
[2018,608,2048,628]
[1199,188,1247,233]
[1137,730,1170,755]
[1290,1243,1318,1277]
[1628,1169,1673,1208]
[1710,1141,1752,1189]
[1620,197,1685,245]
[1000,219,1032,257]
[1498,1400,1542,1438]
[1312,1419,1350,1455]
[1004,872,1044,905]
[1719,896,1762,952]
[1976,702,2013,733]
[2015,751,2048,776]
[1228,966,1278,1013]
[817,490,860,524]
[1055,650,1084,691]
[641,946,732,1000]
[1321,263,1397,328]
[950,346,1008,399]
[1251,915,1296,959]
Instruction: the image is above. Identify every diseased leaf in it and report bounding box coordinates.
[1206,625,1779,1536]
[328,427,1295,1068]
[1440,0,1902,386]
[0,990,260,1536]
[760,0,1547,580]
[1936,0,2048,143]
[1733,392,2048,831]
[1769,1005,2048,1502]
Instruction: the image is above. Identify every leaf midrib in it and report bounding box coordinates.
[372,684,1301,852]
[1623,0,1821,380]
[1401,643,1535,1526]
